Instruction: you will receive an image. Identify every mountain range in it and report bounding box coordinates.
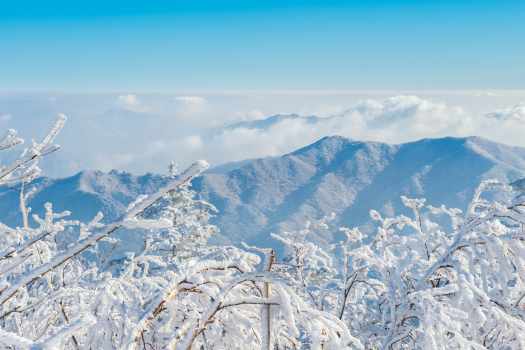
[2,135,525,248]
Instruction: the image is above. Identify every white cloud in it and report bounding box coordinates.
[4,92,525,177]
[115,94,148,113]
[340,95,473,143]
[85,96,525,174]
[474,103,525,148]
[174,96,476,165]
[171,96,210,125]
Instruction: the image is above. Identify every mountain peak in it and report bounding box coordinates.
[196,135,525,245]
[1,135,525,246]
[291,135,352,153]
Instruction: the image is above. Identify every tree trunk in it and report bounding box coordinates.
[261,249,275,350]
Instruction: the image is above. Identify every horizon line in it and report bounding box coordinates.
[2,88,525,97]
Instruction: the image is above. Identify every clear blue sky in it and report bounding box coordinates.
[1,0,524,92]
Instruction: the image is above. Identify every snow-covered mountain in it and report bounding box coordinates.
[0,170,168,227]
[194,136,525,246]
[2,136,525,247]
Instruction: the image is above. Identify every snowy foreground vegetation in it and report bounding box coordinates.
[1,117,525,350]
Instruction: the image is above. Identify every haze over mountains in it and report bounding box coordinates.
[3,93,525,177]
[2,134,525,248]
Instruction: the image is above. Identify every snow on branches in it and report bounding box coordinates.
[0,114,66,186]
[1,118,524,349]
[0,119,355,349]
[274,180,525,349]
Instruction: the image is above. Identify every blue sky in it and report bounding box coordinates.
[1,0,524,92]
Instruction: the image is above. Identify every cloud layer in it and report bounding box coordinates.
[1,92,525,177]
[182,96,475,165]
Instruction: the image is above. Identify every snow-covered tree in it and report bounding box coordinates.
[95,184,359,350]
[2,117,525,349]
[0,119,361,350]
[273,179,525,349]
[316,181,525,349]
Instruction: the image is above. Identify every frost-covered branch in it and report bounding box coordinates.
[0,161,208,305]
[0,114,66,185]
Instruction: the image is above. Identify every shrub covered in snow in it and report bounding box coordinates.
[0,118,524,349]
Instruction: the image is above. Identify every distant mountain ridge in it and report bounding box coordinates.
[225,114,321,130]
[0,170,167,227]
[194,136,525,245]
[1,136,525,247]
